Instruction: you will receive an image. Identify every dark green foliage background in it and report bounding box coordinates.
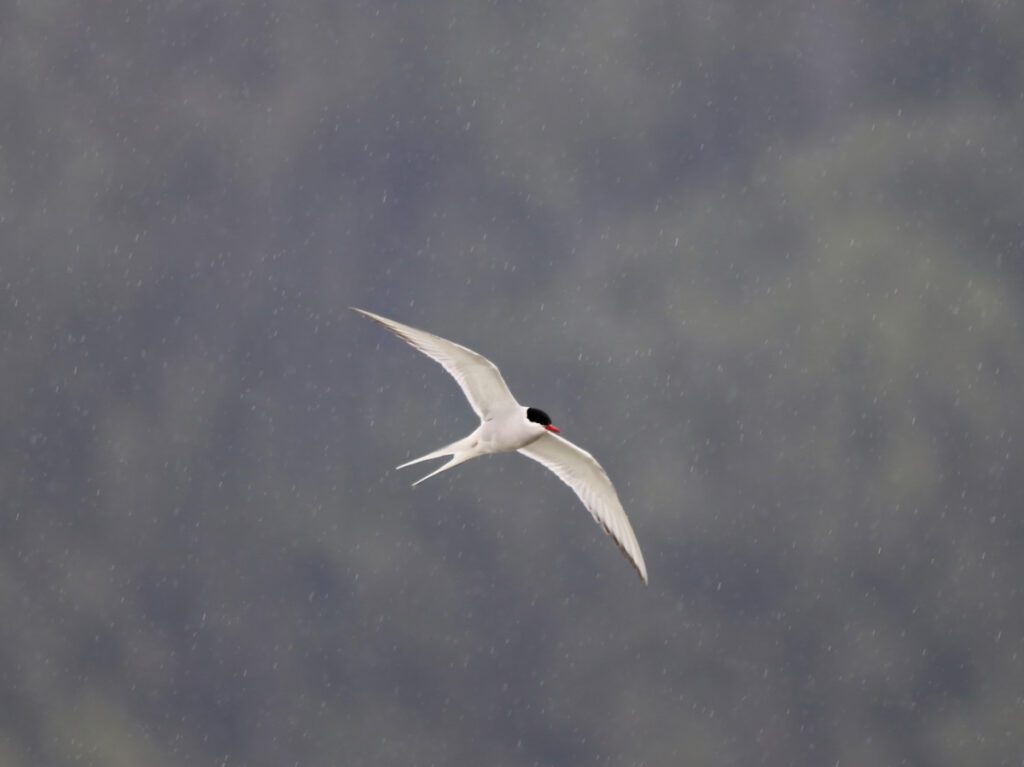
[2,3,1023,765]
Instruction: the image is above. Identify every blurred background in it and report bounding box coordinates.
[2,2,1023,765]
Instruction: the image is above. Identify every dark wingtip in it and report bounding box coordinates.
[600,520,648,584]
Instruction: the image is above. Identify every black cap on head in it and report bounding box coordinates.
[526,407,552,426]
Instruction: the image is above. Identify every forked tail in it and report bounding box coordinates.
[396,434,479,486]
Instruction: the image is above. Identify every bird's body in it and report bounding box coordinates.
[393,405,550,485]
[353,307,648,583]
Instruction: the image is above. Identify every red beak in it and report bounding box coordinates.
[545,424,560,433]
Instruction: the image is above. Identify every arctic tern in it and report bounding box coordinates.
[353,307,648,583]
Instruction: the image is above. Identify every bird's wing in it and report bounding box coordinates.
[352,308,519,420]
[518,432,648,583]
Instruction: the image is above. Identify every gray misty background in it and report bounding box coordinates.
[2,2,1023,766]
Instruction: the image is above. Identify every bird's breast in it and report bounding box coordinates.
[479,413,541,453]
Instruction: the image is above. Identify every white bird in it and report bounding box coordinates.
[353,307,648,583]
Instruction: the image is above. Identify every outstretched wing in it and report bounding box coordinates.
[519,432,648,583]
[352,308,519,420]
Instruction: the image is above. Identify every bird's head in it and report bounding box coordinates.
[526,407,560,433]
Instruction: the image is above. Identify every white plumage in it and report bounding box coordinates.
[353,307,648,584]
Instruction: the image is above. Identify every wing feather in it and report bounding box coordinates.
[352,308,519,419]
[519,433,648,583]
